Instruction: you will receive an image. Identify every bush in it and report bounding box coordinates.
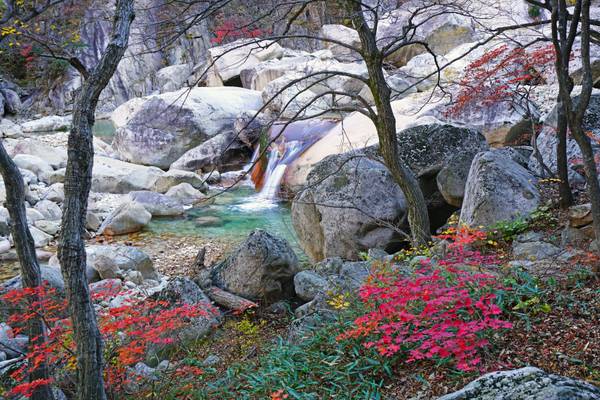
[1,284,216,398]
[339,229,513,372]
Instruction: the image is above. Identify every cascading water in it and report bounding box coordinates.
[237,119,337,210]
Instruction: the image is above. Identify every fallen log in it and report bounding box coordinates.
[205,286,258,313]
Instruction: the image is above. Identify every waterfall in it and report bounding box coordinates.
[248,119,338,201]
[256,141,305,200]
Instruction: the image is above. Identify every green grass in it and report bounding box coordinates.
[189,313,394,400]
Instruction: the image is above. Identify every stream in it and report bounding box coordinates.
[0,120,311,281]
[148,185,304,257]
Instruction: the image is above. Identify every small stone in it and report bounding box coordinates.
[568,203,593,228]
[165,183,208,206]
[43,183,65,203]
[294,271,329,302]
[195,216,222,226]
[202,355,221,367]
[34,220,60,236]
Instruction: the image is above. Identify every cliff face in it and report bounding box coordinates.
[32,0,342,114]
[43,0,212,113]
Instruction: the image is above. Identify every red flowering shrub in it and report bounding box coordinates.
[339,229,512,372]
[1,284,216,398]
[447,44,556,118]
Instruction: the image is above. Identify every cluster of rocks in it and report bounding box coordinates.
[0,88,21,119]
[290,123,543,262]
[0,130,218,262]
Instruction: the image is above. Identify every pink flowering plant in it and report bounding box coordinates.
[338,229,513,372]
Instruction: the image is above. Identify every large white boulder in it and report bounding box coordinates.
[319,25,361,62]
[155,64,193,93]
[20,115,72,134]
[128,191,184,217]
[292,151,408,262]
[3,138,67,169]
[91,156,165,194]
[111,87,263,168]
[461,149,540,227]
[209,229,299,302]
[98,201,152,236]
[12,154,53,180]
[285,112,379,192]
[204,39,284,86]
[152,169,207,193]
[0,119,22,138]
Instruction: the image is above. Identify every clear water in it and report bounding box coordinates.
[147,185,306,260]
[1,121,308,283]
[93,119,116,143]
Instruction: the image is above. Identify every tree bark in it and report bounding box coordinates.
[0,142,54,400]
[344,0,431,246]
[567,0,600,245]
[556,98,574,208]
[57,1,134,399]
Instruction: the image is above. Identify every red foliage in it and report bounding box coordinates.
[447,44,556,118]
[211,17,270,44]
[271,389,289,400]
[339,229,512,372]
[1,283,217,397]
[19,44,35,64]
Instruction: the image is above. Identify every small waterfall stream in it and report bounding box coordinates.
[244,119,337,207]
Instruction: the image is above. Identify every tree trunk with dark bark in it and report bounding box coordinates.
[551,0,600,248]
[556,101,574,208]
[344,0,431,246]
[567,0,600,245]
[0,142,54,400]
[57,1,134,399]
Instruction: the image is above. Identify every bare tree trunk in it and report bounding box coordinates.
[556,99,574,208]
[0,142,54,400]
[57,1,134,399]
[567,0,600,244]
[344,0,431,246]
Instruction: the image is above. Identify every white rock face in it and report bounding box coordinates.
[319,25,361,62]
[155,64,193,93]
[111,87,263,168]
[91,156,165,194]
[46,0,211,112]
[98,201,152,236]
[20,115,72,134]
[0,119,23,138]
[460,149,540,227]
[204,39,284,86]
